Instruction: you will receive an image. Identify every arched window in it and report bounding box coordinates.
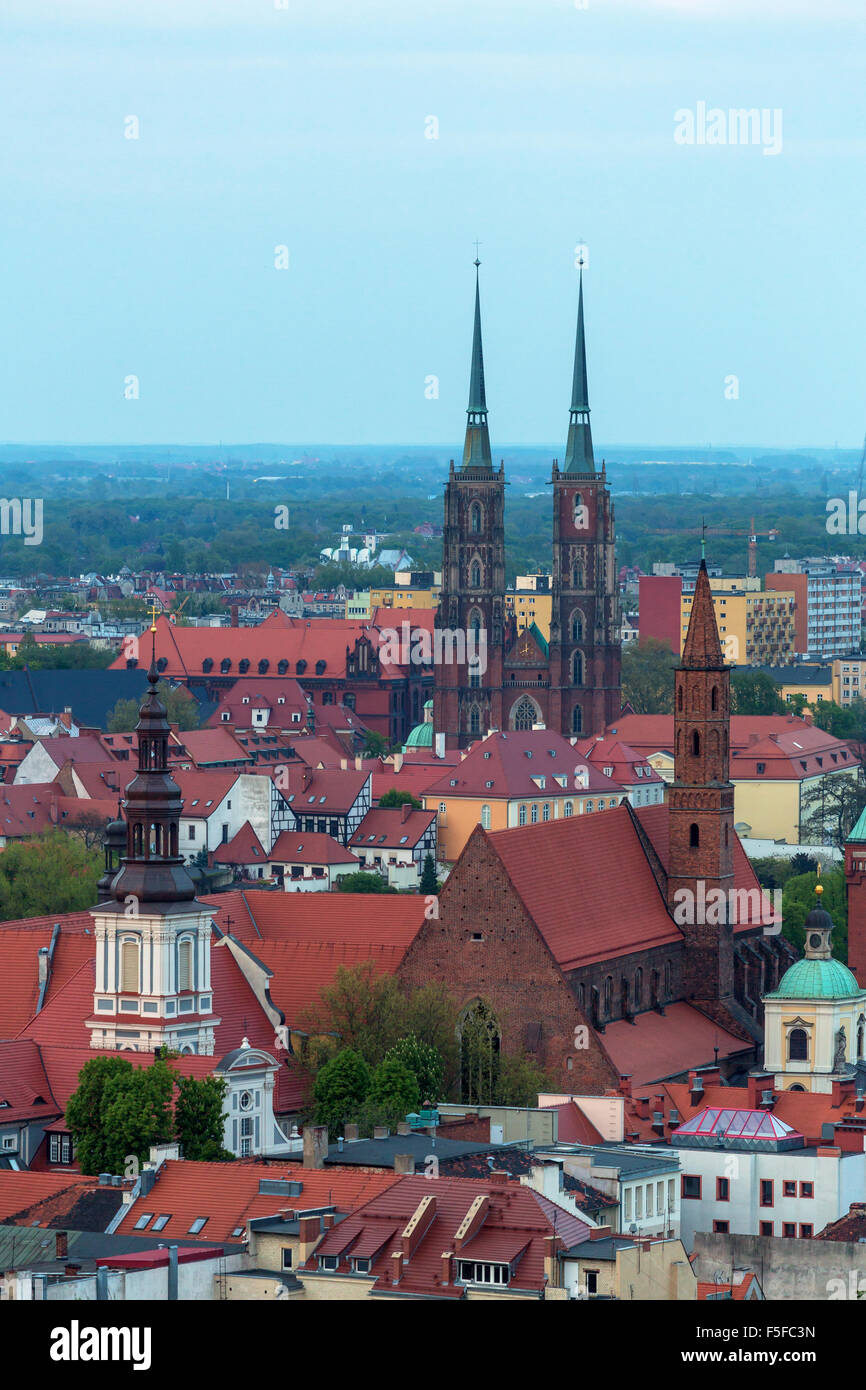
[570,610,584,642]
[470,502,482,534]
[603,976,613,1018]
[711,685,718,711]
[518,804,527,826]
[564,800,573,817]
[512,697,537,731]
[178,938,193,992]
[120,938,139,993]
[530,804,538,823]
[689,823,700,848]
[788,1028,809,1062]
[572,651,584,685]
[469,607,482,635]
[480,804,491,830]
[586,799,594,813]
[469,704,481,735]
[459,999,501,1104]
[571,564,583,589]
[571,705,583,735]
[470,560,481,588]
[692,730,701,757]
[542,803,550,822]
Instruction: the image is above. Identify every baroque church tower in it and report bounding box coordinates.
[548,267,620,738]
[666,557,735,1002]
[87,627,220,1054]
[434,262,506,748]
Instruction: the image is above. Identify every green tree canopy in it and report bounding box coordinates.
[730,670,784,716]
[107,680,201,732]
[0,831,102,920]
[175,1073,234,1161]
[367,1057,420,1124]
[419,852,438,895]
[621,638,676,714]
[781,868,847,960]
[800,773,866,852]
[66,1056,174,1176]
[336,871,397,893]
[312,1048,371,1137]
[383,1034,444,1105]
[379,788,423,809]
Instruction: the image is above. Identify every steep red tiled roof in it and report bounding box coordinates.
[305,1174,591,1297]
[573,736,665,787]
[350,806,436,850]
[0,1040,59,1123]
[425,729,624,800]
[486,806,680,970]
[174,728,254,768]
[268,832,358,866]
[172,770,238,813]
[115,1159,398,1244]
[0,916,96,1036]
[281,766,369,815]
[0,1170,99,1223]
[0,785,116,838]
[542,1100,605,1146]
[213,821,268,864]
[606,713,848,780]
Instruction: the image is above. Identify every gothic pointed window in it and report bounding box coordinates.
[459,1000,501,1104]
[470,561,481,588]
[689,823,700,848]
[571,705,583,735]
[512,697,536,731]
[469,704,481,735]
[121,938,139,993]
[711,685,718,711]
[470,502,482,534]
[469,608,482,634]
[603,976,612,1018]
[692,730,701,757]
[572,651,584,685]
[570,610,584,642]
[572,563,583,589]
[480,804,491,830]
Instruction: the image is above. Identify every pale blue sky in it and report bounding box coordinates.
[1,0,864,448]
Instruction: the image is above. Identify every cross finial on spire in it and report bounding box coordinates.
[149,601,159,633]
[701,518,707,562]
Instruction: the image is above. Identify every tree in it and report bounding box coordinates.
[367,1057,420,1125]
[175,1074,233,1161]
[800,773,866,852]
[621,638,675,714]
[313,1049,371,1137]
[107,680,201,732]
[307,962,408,1066]
[494,1053,551,1107]
[336,871,397,893]
[383,1035,444,1105]
[66,1056,175,1176]
[782,868,847,960]
[0,831,102,920]
[419,852,438,895]
[730,670,783,716]
[379,789,422,810]
[362,730,389,758]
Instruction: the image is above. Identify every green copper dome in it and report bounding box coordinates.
[404,721,433,750]
[768,956,863,1001]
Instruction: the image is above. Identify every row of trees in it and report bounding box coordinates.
[65,1054,232,1175]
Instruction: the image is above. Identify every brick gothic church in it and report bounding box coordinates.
[403,561,796,1093]
[433,264,621,749]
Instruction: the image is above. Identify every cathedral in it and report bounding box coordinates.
[433,262,621,749]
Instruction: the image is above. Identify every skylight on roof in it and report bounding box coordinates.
[188,1217,208,1234]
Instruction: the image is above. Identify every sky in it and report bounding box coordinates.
[1,0,864,449]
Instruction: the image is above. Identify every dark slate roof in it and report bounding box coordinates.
[0,670,157,730]
[314,1135,511,1167]
[758,665,834,687]
[0,1222,243,1271]
[559,1236,634,1260]
[439,1151,618,1209]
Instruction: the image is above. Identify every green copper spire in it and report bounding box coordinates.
[463,259,492,468]
[563,268,595,474]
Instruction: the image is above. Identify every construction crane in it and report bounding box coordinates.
[651,516,779,578]
[169,593,194,625]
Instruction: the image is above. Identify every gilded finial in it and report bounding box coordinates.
[149,601,158,633]
[815,861,823,896]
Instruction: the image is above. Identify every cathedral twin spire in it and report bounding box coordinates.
[461,259,595,473]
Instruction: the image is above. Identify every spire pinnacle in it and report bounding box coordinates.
[463,257,492,469]
[563,266,595,473]
[681,560,725,669]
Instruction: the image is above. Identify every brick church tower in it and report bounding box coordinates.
[434,262,506,748]
[667,557,736,1001]
[548,268,620,738]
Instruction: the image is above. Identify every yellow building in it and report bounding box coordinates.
[504,590,553,641]
[833,656,866,706]
[680,584,796,666]
[368,584,440,611]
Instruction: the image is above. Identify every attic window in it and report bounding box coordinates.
[525,750,532,758]
[756,762,766,775]
[319,796,326,804]
[231,1226,244,1238]
[315,660,326,675]
[220,659,231,673]
[202,658,213,672]
[485,780,493,788]
[242,696,250,704]
[450,779,457,787]
[134,1213,154,1230]
[278,660,289,675]
[296,660,307,675]
[277,696,285,705]
[152,1215,170,1231]
[221,712,231,722]
[259,660,269,674]
[188,1217,208,1234]
[399,835,408,844]
[483,751,491,760]
[239,659,250,674]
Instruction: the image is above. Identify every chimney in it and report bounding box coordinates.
[301,766,312,792]
[394,1154,416,1175]
[323,1212,336,1229]
[401,802,412,824]
[441,1250,453,1285]
[373,1126,390,1140]
[302,1125,328,1168]
[652,1110,665,1135]
[37,946,49,986]
[746,1073,773,1108]
[391,1249,404,1285]
[434,732,445,759]
[618,1074,632,1097]
[396,1121,411,1135]
[231,605,239,627]
[636,1096,650,1119]
[589,1225,612,1241]
[759,1089,775,1110]
[55,1231,68,1259]
[298,1215,319,1244]
[393,752,404,773]
[488,1171,508,1186]
[688,1073,704,1105]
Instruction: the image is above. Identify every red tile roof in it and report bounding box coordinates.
[213,821,268,864]
[600,1003,752,1087]
[305,1174,591,1297]
[350,806,437,851]
[425,729,624,801]
[281,766,369,815]
[0,916,96,1036]
[625,1076,866,1147]
[115,1159,398,1244]
[607,713,852,782]
[268,832,358,866]
[174,728,254,768]
[0,1040,59,1123]
[541,1100,604,1146]
[573,736,665,787]
[172,769,237,813]
[0,1170,99,1223]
